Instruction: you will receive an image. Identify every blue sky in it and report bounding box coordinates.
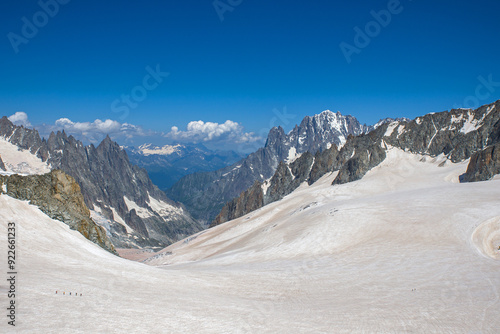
[1,0,500,151]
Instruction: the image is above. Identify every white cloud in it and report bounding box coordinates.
[39,117,149,144]
[8,112,31,127]
[166,120,261,144]
[5,112,261,152]
[54,118,123,135]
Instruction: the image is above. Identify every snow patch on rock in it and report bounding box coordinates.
[124,196,153,218]
[0,137,50,175]
[384,122,399,137]
[147,193,184,217]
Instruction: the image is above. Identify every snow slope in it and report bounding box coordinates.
[1,148,500,333]
[0,137,50,175]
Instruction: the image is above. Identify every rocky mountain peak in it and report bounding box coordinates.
[264,126,286,149]
[100,134,114,146]
[0,116,13,131]
[169,108,370,223]
[96,135,122,155]
[0,119,203,249]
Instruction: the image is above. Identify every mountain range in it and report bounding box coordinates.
[167,111,404,225]
[212,101,500,226]
[0,117,202,249]
[1,101,499,252]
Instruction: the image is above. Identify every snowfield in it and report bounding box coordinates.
[1,148,500,333]
[0,137,50,175]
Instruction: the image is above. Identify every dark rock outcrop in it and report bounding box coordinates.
[332,144,386,184]
[384,102,500,162]
[332,129,388,185]
[290,152,315,184]
[211,181,264,227]
[487,119,500,146]
[308,145,339,185]
[0,170,116,254]
[264,161,295,204]
[0,155,6,171]
[212,152,315,227]
[461,143,500,182]
[265,152,315,204]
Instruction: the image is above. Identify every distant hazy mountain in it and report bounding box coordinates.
[167,110,370,225]
[126,143,244,190]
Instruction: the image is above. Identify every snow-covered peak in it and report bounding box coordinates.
[307,110,365,139]
[137,143,184,156]
[317,110,335,116]
[371,117,411,131]
[317,110,344,116]
[315,110,342,121]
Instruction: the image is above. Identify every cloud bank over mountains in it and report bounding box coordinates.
[8,112,263,151]
[51,118,147,141]
[166,120,261,144]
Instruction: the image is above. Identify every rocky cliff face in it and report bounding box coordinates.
[332,130,388,185]
[0,170,116,254]
[264,152,315,204]
[46,134,203,248]
[0,117,203,249]
[211,100,500,227]
[461,142,500,182]
[383,103,500,161]
[168,111,369,225]
[211,181,264,227]
[210,156,309,227]
[308,145,339,185]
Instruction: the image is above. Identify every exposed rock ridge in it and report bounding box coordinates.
[461,142,500,182]
[211,181,264,227]
[383,102,500,161]
[0,170,116,254]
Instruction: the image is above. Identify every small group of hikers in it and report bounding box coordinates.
[55,291,82,296]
